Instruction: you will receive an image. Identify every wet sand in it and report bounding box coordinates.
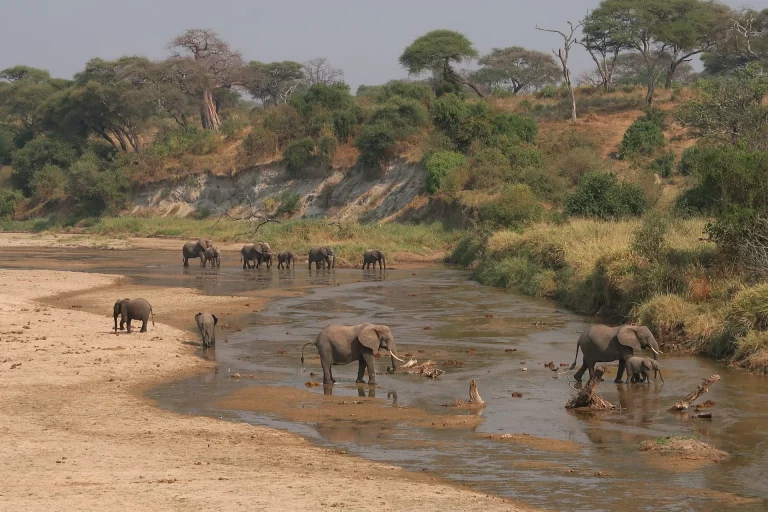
[0,268,532,511]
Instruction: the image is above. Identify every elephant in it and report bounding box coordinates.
[626,356,664,383]
[308,246,335,270]
[182,238,212,267]
[241,242,272,269]
[203,246,221,268]
[569,324,662,383]
[362,249,386,270]
[301,323,404,385]
[113,298,155,333]
[194,312,218,348]
[277,251,295,269]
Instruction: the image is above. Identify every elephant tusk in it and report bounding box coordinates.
[651,347,662,355]
[388,350,405,363]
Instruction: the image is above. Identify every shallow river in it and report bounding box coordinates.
[6,247,768,512]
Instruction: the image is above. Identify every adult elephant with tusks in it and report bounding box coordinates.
[113,298,155,333]
[570,324,662,383]
[308,246,335,269]
[182,238,211,267]
[301,323,404,385]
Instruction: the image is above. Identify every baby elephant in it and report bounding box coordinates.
[626,356,664,383]
[203,246,221,268]
[195,312,218,348]
[277,251,294,269]
[362,249,386,270]
[113,298,155,333]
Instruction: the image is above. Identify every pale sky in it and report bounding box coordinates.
[0,0,757,90]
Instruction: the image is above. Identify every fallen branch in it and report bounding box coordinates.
[669,375,720,412]
[442,379,486,409]
[396,359,444,379]
[565,366,615,410]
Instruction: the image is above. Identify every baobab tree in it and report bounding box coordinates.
[303,57,344,86]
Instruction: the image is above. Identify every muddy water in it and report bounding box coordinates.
[5,247,768,512]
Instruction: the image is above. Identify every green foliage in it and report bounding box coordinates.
[10,137,78,194]
[554,147,604,185]
[332,109,359,140]
[263,104,305,147]
[30,164,66,201]
[424,150,466,194]
[639,107,668,129]
[147,127,220,157]
[466,147,513,189]
[448,235,484,265]
[565,171,647,219]
[620,120,665,158]
[242,126,277,159]
[275,191,301,216]
[431,95,493,151]
[399,30,479,93]
[318,135,338,168]
[355,121,399,168]
[492,113,538,143]
[632,212,670,260]
[0,188,23,218]
[307,107,334,137]
[291,83,355,117]
[219,117,248,141]
[369,97,429,131]
[283,137,315,176]
[65,153,131,216]
[678,146,703,176]
[367,80,435,106]
[649,151,675,178]
[504,143,543,169]
[535,84,566,99]
[478,184,545,229]
[475,46,561,94]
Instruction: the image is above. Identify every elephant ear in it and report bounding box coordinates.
[357,325,380,352]
[617,326,642,353]
[212,314,218,326]
[642,359,654,372]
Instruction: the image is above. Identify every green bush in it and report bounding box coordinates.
[478,184,545,229]
[639,107,668,129]
[555,147,604,185]
[220,118,248,141]
[513,165,567,203]
[504,143,543,170]
[677,146,704,176]
[275,191,301,216]
[431,94,494,151]
[283,137,315,176]
[31,164,66,201]
[517,100,534,112]
[565,171,647,219]
[242,126,278,158]
[355,121,399,167]
[369,81,435,106]
[649,151,675,178]
[632,212,669,260]
[492,113,538,144]
[332,109,358,140]
[369,97,429,131]
[424,150,466,194]
[535,84,561,99]
[318,135,338,168]
[466,147,513,189]
[263,104,305,147]
[10,137,78,194]
[307,107,334,137]
[291,83,355,117]
[147,127,220,157]
[0,188,24,218]
[448,235,484,265]
[65,153,131,216]
[620,120,665,158]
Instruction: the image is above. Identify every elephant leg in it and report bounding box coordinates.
[183,257,189,267]
[573,362,588,382]
[356,358,366,384]
[126,317,132,334]
[140,316,148,333]
[615,359,627,383]
[364,353,377,385]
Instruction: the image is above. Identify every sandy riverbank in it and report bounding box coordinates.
[0,268,532,511]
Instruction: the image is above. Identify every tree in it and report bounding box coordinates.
[399,30,484,97]
[0,66,68,141]
[168,29,245,131]
[302,57,344,86]
[580,9,628,91]
[536,22,580,122]
[245,61,305,107]
[474,47,560,94]
[703,8,768,75]
[613,52,695,86]
[120,58,197,127]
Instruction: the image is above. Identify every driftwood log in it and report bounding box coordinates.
[442,379,486,409]
[397,359,444,379]
[565,366,615,410]
[669,375,720,412]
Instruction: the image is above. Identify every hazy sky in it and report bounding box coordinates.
[0,0,756,91]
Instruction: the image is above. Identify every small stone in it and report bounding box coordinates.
[511,392,523,398]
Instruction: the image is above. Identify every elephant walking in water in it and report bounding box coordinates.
[301,323,404,385]
[195,312,218,348]
[113,298,155,333]
[626,356,664,383]
[308,246,335,270]
[182,238,211,267]
[203,246,221,268]
[277,251,294,269]
[362,249,386,270]
[569,324,662,383]
[241,242,272,269]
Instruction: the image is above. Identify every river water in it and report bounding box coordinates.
[5,247,768,512]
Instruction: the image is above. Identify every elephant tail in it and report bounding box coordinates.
[569,340,581,370]
[150,308,155,327]
[300,341,316,368]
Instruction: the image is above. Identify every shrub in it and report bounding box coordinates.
[632,212,669,260]
[677,146,703,176]
[355,121,399,167]
[448,235,484,266]
[492,113,538,144]
[220,118,248,141]
[307,107,334,137]
[318,135,338,168]
[147,127,220,157]
[275,191,301,216]
[332,109,358,140]
[65,153,131,216]
[649,151,675,177]
[517,100,534,112]
[514,165,567,203]
[620,120,665,158]
[555,147,604,185]
[424,150,466,194]
[0,188,23,218]
[504,143,543,169]
[466,147,513,189]
[10,137,78,194]
[564,171,647,219]
[431,94,494,151]
[283,137,315,176]
[370,80,435,106]
[639,107,668,129]
[369,97,429,131]
[263,104,305,147]
[31,164,66,201]
[242,126,278,159]
[478,184,545,229]
[291,83,355,116]
[535,84,561,99]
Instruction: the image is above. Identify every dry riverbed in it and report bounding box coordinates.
[0,268,532,511]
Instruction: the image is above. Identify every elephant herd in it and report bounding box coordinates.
[181,237,384,271]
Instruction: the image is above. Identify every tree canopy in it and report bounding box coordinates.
[474,47,560,94]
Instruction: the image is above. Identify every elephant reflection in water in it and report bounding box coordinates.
[358,387,376,398]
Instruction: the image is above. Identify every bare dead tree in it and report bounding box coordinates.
[732,9,762,60]
[208,192,280,237]
[303,57,345,86]
[536,21,581,122]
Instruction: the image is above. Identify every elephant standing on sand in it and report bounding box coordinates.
[626,356,664,383]
[308,246,335,270]
[241,242,272,269]
[362,249,386,270]
[278,251,294,269]
[182,238,211,267]
[203,246,221,268]
[195,312,218,348]
[301,323,404,385]
[570,324,662,383]
[113,298,155,333]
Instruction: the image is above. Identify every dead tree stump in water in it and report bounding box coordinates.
[468,379,485,406]
[669,375,720,412]
[565,366,615,410]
